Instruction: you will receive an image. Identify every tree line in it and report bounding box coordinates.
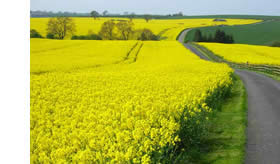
[30,17,158,41]
[30,10,184,19]
[193,29,234,44]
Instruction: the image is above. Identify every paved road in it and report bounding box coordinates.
[184,43,210,61]
[177,29,191,43]
[235,70,280,164]
[178,30,280,164]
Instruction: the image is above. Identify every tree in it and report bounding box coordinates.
[98,20,116,40]
[102,10,108,16]
[90,10,99,19]
[116,21,134,40]
[30,29,43,38]
[46,17,76,39]
[128,13,136,21]
[214,29,234,43]
[194,29,202,42]
[137,29,158,41]
[144,15,151,22]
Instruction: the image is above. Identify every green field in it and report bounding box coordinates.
[185,20,280,46]
[168,15,280,20]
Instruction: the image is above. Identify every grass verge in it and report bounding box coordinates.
[182,74,248,164]
[252,70,280,82]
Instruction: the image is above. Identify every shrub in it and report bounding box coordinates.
[46,33,55,39]
[30,29,43,38]
[71,34,102,40]
[137,29,158,41]
[271,41,280,47]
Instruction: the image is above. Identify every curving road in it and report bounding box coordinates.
[178,30,280,164]
[235,70,280,164]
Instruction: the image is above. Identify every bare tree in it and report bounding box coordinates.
[90,10,99,19]
[144,14,151,22]
[116,21,134,40]
[46,17,76,39]
[98,20,116,40]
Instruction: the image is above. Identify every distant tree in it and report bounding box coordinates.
[214,29,224,43]
[90,10,99,19]
[144,14,151,22]
[178,12,183,16]
[194,29,203,42]
[30,29,43,38]
[214,29,234,43]
[116,21,134,40]
[102,10,108,16]
[46,17,76,39]
[137,29,158,41]
[172,12,183,17]
[99,20,116,40]
[206,34,214,42]
[128,13,136,21]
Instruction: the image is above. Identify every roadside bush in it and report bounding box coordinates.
[30,29,43,38]
[271,41,280,47]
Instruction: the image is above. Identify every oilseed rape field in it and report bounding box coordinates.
[31,39,138,73]
[199,43,280,66]
[31,39,234,163]
[30,18,261,40]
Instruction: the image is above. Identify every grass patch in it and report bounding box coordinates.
[180,74,247,164]
[185,20,280,46]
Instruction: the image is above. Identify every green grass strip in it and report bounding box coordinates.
[186,74,247,164]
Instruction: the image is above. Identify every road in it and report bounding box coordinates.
[178,30,280,164]
[236,70,280,164]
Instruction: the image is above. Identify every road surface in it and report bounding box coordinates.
[236,70,280,164]
[178,30,280,164]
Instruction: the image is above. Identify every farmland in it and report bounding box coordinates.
[31,39,138,73]
[185,20,280,45]
[30,39,234,163]
[198,42,280,66]
[30,14,280,163]
[30,18,261,40]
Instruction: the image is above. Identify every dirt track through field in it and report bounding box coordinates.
[178,30,280,164]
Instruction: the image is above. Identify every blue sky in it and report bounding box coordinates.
[31,0,280,16]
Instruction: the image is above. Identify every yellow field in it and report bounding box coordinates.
[198,43,280,66]
[31,39,138,73]
[30,17,261,40]
[31,39,233,163]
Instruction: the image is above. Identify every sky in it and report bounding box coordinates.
[31,0,280,16]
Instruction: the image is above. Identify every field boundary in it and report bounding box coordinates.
[191,43,280,76]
